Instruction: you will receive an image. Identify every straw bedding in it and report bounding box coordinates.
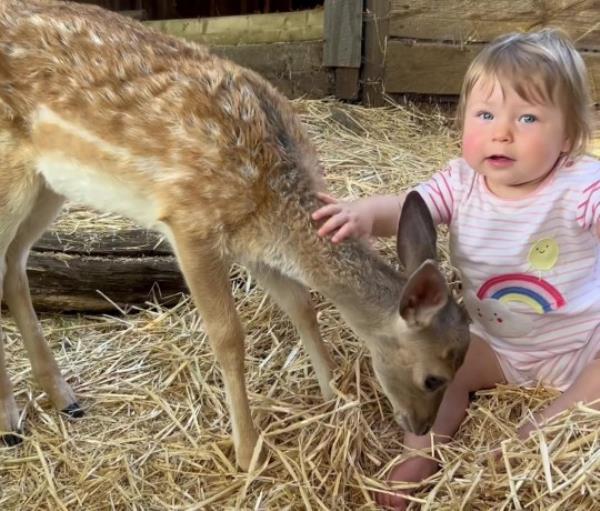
[1,99,599,510]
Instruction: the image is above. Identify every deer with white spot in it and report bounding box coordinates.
[0,0,470,469]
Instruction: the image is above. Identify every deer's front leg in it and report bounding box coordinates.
[170,231,258,470]
[251,264,335,399]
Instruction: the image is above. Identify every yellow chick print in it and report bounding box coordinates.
[528,238,559,271]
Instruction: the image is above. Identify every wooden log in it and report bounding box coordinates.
[35,229,171,256]
[22,228,186,313]
[27,250,186,313]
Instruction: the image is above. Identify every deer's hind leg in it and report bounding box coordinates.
[250,264,335,400]
[0,174,39,444]
[0,252,20,445]
[3,183,82,419]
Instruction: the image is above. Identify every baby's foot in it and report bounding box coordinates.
[374,455,439,510]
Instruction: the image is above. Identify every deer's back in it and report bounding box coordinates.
[0,0,324,240]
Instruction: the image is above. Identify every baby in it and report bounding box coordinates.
[313,29,600,509]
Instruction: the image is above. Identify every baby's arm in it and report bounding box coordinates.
[312,193,405,243]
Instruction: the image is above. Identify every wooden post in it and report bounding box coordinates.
[323,0,363,100]
[362,0,390,106]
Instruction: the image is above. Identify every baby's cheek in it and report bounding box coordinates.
[596,222,600,239]
[461,132,482,165]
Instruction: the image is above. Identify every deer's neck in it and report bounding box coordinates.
[299,237,405,332]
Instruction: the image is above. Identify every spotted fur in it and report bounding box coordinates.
[0,0,469,469]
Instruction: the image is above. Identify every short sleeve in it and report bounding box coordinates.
[576,170,600,230]
[414,159,466,226]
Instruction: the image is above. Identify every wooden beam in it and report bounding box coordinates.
[323,0,363,68]
[335,68,360,100]
[362,0,391,106]
[383,40,600,101]
[144,9,324,46]
[323,0,363,100]
[389,0,600,50]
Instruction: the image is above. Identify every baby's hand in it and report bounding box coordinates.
[312,192,374,243]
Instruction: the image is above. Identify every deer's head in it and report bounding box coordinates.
[368,191,470,435]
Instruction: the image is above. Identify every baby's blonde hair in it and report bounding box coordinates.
[456,28,592,156]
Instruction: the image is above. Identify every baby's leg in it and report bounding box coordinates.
[376,335,505,510]
[518,352,600,439]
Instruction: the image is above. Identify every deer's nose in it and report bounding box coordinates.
[395,412,434,436]
[412,415,434,435]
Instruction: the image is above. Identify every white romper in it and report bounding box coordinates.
[416,155,600,390]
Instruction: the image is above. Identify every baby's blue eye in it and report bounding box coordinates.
[478,111,493,121]
[520,114,537,123]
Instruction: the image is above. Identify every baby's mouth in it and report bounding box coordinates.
[486,154,516,168]
[487,154,514,162]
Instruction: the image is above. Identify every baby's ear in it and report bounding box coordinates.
[561,137,571,153]
[595,221,600,240]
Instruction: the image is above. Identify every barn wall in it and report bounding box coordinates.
[382,0,600,101]
[146,9,333,99]
[67,1,600,104]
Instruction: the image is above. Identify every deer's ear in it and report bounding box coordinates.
[397,191,437,274]
[399,261,448,328]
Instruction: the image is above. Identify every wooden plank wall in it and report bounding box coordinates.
[211,41,331,98]
[383,0,600,101]
[148,9,332,99]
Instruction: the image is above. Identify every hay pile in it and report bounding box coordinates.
[1,99,599,510]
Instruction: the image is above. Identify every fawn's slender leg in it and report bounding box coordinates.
[3,185,81,416]
[0,254,21,445]
[0,174,33,446]
[169,230,258,470]
[251,264,335,399]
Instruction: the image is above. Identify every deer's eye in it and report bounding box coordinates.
[424,375,447,392]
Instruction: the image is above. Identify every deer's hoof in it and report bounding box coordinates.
[2,431,22,447]
[62,402,85,419]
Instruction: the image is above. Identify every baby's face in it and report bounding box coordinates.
[461,76,570,199]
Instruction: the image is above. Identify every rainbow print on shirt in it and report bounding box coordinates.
[477,273,566,315]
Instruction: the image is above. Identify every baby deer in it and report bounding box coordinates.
[0,0,470,469]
